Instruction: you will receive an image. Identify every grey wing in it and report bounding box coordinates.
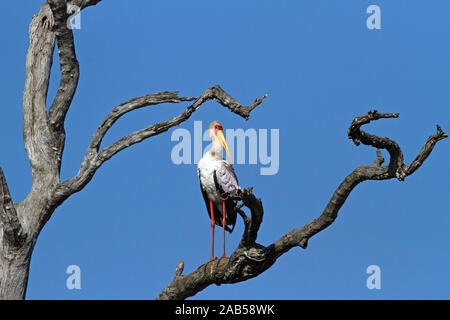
[214,161,240,194]
[213,161,239,232]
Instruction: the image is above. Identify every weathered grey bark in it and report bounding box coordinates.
[156,111,447,300]
[0,1,446,300]
[0,0,266,299]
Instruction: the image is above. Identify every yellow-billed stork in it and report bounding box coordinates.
[198,121,240,261]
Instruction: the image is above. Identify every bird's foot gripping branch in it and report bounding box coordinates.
[156,110,447,300]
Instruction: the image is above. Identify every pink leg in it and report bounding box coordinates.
[222,201,226,258]
[210,201,215,261]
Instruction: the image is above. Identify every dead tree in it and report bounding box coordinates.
[0,1,447,300]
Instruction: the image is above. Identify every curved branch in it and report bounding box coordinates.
[51,85,267,207]
[47,0,79,135]
[405,125,448,176]
[347,110,405,180]
[22,0,102,182]
[219,187,264,248]
[157,110,447,300]
[89,92,196,152]
[22,4,56,175]
[46,0,101,167]
[47,0,102,133]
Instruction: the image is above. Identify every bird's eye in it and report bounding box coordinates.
[215,125,223,131]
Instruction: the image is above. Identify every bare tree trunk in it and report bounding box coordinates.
[0,166,59,299]
[0,240,34,300]
[0,3,56,299]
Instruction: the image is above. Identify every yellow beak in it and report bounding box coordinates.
[217,129,233,165]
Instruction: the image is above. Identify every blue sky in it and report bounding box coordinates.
[0,1,449,299]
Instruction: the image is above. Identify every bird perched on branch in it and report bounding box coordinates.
[198,121,240,261]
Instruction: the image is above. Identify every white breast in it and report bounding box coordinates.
[198,155,220,202]
[198,154,222,204]
[198,152,240,206]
